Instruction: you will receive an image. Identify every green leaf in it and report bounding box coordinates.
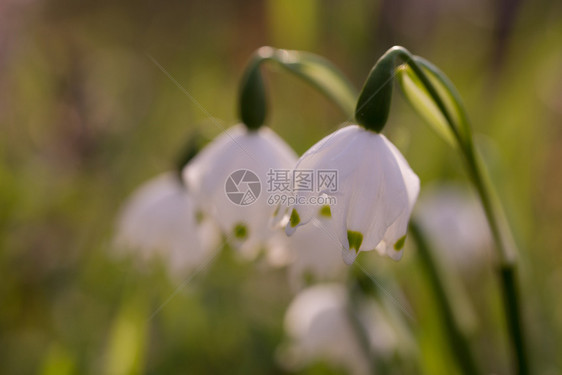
[396,65,457,147]
[414,56,472,146]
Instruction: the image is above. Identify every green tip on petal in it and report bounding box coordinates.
[195,210,204,225]
[394,235,406,251]
[319,205,331,218]
[289,209,301,227]
[303,270,315,287]
[272,205,280,217]
[233,223,248,240]
[347,230,364,254]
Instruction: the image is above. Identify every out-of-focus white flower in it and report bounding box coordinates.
[284,217,347,289]
[285,125,420,265]
[280,283,398,375]
[183,124,298,259]
[115,172,220,277]
[416,183,491,268]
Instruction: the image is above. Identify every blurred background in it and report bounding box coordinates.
[1,0,561,374]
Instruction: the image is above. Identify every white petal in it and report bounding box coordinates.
[286,126,363,242]
[337,132,409,252]
[375,135,420,260]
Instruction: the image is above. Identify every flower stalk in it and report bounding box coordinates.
[414,58,528,375]
[371,46,528,375]
[239,46,357,129]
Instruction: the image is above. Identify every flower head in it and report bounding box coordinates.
[280,283,398,375]
[115,172,220,277]
[286,125,419,264]
[284,217,347,289]
[183,124,298,258]
[417,183,491,269]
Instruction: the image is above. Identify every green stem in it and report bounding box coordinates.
[239,46,357,129]
[356,46,462,141]
[394,47,528,375]
[466,149,528,375]
[500,265,528,375]
[409,220,481,375]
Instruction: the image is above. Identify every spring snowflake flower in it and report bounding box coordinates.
[280,284,398,375]
[282,217,347,289]
[183,124,297,259]
[285,125,419,265]
[115,172,220,277]
[417,183,491,269]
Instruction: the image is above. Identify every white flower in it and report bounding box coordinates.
[269,205,345,287]
[115,172,220,277]
[416,183,491,269]
[280,284,398,375]
[284,217,347,289]
[183,125,298,259]
[285,125,419,265]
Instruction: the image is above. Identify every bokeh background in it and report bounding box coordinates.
[1,0,561,374]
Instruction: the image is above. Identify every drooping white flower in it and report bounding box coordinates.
[268,204,346,287]
[183,124,298,259]
[280,283,398,375]
[416,183,491,269]
[285,125,419,265]
[283,217,347,289]
[115,172,220,277]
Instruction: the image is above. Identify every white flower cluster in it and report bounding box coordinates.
[114,123,419,372]
[115,123,419,283]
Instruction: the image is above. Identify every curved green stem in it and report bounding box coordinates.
[377,46,528,374]
[381,50,516,266]
[239,46,357,129]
